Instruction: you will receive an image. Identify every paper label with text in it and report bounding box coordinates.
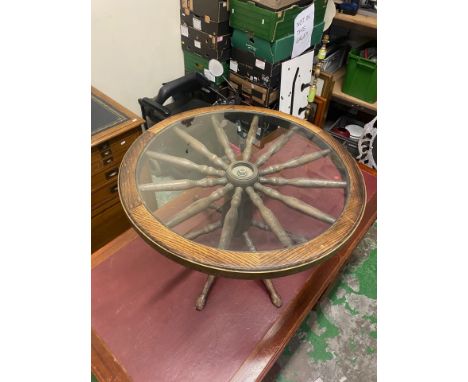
[230,60,238,72]
[291,4,314,58]
[204,68,215,82]
[193,17,202,30]
[255,59,265,70]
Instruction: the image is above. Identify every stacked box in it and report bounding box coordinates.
[229,71,279,107]
[180,0,231,85]
[228,0,326,107]
[183,50,229,86]
[181,26,230,60]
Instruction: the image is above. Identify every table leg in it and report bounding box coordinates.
[195,275,283,310]
[195,275,216,311]
[262,279,283,307]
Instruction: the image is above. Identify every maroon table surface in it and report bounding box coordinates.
[92,167,377,382]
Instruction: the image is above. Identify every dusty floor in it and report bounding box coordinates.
[265,222,377,382]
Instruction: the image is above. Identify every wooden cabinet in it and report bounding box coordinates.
[91,87,144,253]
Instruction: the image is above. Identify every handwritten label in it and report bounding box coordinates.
[194,40,201,49]
[291,4,315,58]
[180,25,189,37]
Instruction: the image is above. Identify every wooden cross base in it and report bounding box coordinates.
[195,275,283,311]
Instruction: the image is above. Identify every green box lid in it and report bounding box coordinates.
[230,0,325,42]
[231,21,325,64]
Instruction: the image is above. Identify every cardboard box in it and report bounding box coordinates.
[229,71,279,107]
[231,25,324,64]
[230,0,325,42]
[181,26,230,61]
[230,47,282,88]
[180,7,230,36]
[183,50,228,86]
[181,0,230,23]
[250,0,313,11]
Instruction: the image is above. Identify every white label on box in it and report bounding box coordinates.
[194,40,201,49]
[180,25,189,37]
[230,60,238,72]
[204,68,216,82]
[291,4,315,58]
[255,59,265,70]
[193,17,202,30]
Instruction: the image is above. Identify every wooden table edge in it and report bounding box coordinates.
[92,329,133,382]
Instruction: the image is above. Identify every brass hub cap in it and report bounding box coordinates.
[226,161,259,187]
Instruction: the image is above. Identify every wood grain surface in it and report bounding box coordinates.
[118,106,367,279]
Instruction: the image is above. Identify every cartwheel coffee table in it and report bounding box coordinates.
[118,105,366,310]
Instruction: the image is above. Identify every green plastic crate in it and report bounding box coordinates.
[183,50,228,85]
[231,22,324,64]
[230,0,325,43]
[342,45,377,103]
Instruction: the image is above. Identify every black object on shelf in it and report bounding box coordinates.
[335,0,359,15]
[138,72,231,129]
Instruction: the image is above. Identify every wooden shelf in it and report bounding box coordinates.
[334,11,377,29]
[332,68,377,113]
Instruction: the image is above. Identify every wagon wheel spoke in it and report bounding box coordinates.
[184,220,223,240]
[242,232,282,307]
[251,219,308,244]
[259,149,331,176]
[139,177,228,192]
[254,183,335,225]
[255,127,296,167]
[166,184,234,228]
[245,187,293,247]
[174,127,229,170]
[146,151,225,177]
[218,187,243,249]
[211,116,236,163]
[242,115,259,161]
[259,176,347,188]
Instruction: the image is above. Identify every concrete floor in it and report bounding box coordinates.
[265,222,377,382]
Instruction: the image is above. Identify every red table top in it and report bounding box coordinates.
[92,168,376,382]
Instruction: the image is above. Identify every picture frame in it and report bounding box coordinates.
[316,71,334,101]
[313,95,326,127]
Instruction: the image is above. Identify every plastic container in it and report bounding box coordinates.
[342,42,377,103]
[326,115,365,158]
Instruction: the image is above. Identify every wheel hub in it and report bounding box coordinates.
[226,161,259,187]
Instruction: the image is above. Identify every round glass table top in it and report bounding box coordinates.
[119,106,366,278]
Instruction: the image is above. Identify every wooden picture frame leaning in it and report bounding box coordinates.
[312,95,326,127]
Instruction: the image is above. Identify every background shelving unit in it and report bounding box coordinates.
[332,67,377,113]
[329,9,377,113]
